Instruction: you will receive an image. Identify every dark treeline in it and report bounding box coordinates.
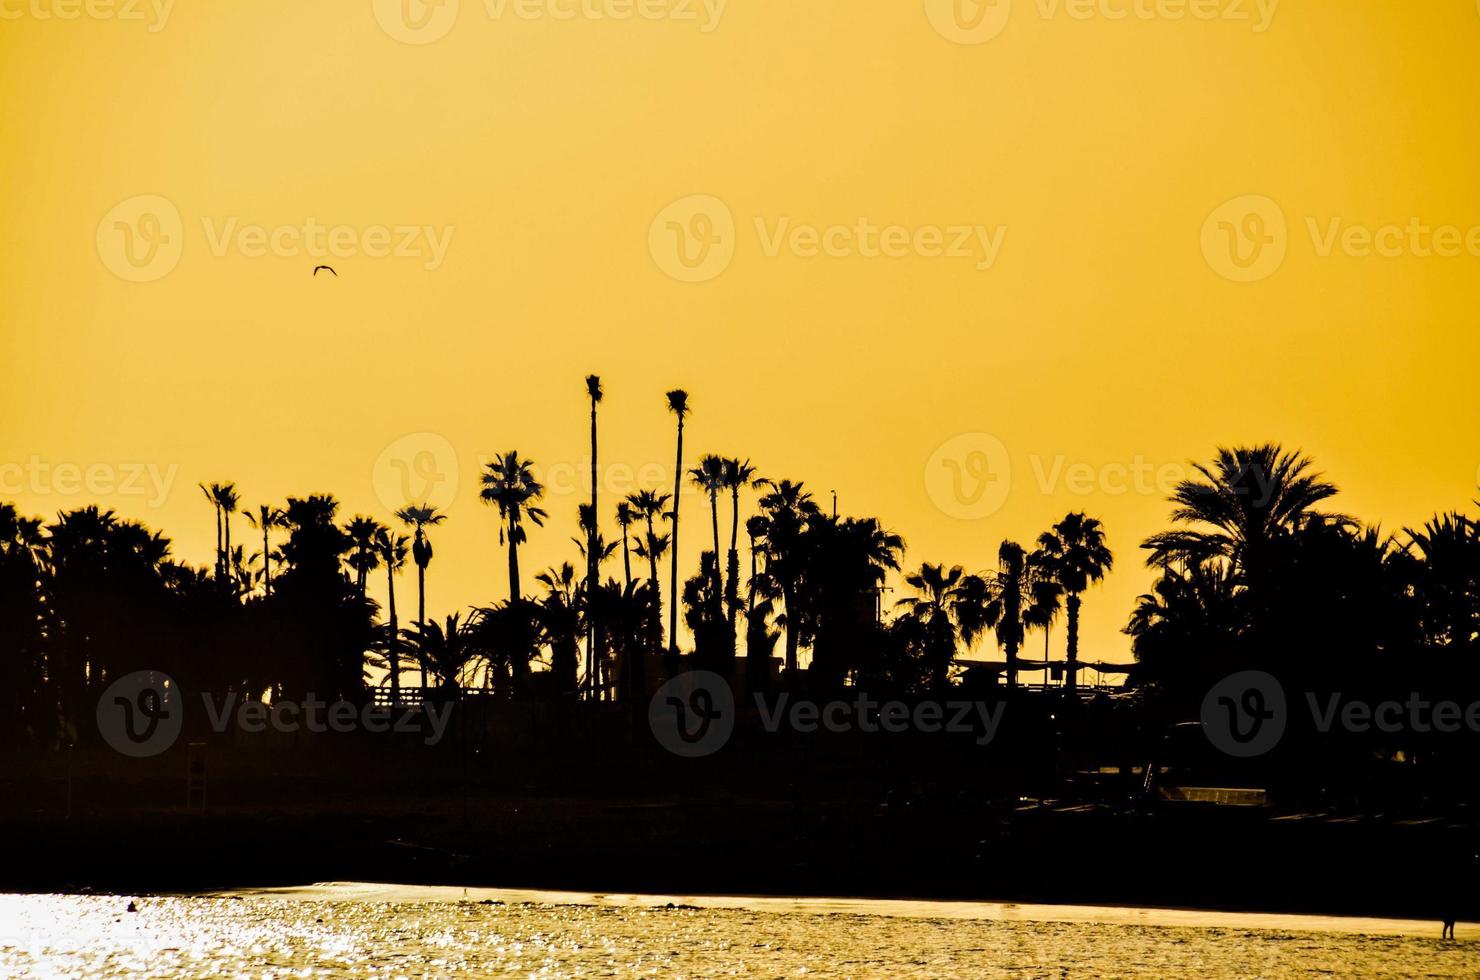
[0,382,1476,765]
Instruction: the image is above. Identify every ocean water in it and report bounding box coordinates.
[2,883,1478,977]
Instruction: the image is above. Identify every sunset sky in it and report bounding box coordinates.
[2,1,1478,667]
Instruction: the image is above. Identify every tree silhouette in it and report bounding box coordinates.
[585,375,603,701]
[665,389,689,672]
[723,458,759,641]
[243,505,286,596]
[615,500,636,592]
[984,541,1054,690]
[754,480,820,675]
[536,562,582,695]
[480,451,547,606]
[897,563,991,692]
[344,516,384,599]
[1037,513,1113,694]
[375,527,409,700]
[396,504,447,688]
[1144,444,1346,581]
[627,489,670,657]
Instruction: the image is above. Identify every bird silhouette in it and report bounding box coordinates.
[313,265,337,277]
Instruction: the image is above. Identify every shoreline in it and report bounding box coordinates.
[14,880,1471,941]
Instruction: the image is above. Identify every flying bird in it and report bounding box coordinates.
[313,265,337,277]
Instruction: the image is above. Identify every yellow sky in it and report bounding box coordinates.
[2,0,1478,666]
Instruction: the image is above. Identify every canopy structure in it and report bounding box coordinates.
[954,658,1134,682]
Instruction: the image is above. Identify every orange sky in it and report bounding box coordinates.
[2,0,1478,666]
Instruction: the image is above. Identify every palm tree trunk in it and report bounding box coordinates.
[621,529,631,592]
[726,488,740,634]
[418,564,428,690]
[387,560,400,703]
[747,532,757,613]
[508,523,529,692]
[262,525,271,596]
[213,505,223,579]
[645,515,662,658]
[668,419,683,672]
[588,399,599,700]
[709,492,721,586]
[782,582,798,674]
[1066,592,1081,695]
[507,523,521,605]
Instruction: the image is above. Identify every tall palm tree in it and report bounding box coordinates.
[984,540,1051,690]
[723,458,758,635]
[896,563,991,691]
[628,489,671,657]
[243,505,286,596]
[215,483,240,587]
[199,482,224,578]
[1144,444,1345,579]
[200,482,238,581]
[745,513,767,612]
[755,479,819,674]
[375,527,410,701]
[396,504,447,689]
[1037,513,1113,694]
[690,454,727,610]
[665,389,689,669]
[615,500,636,591]
[585,375,603,701]
[344,516,385,598]
[479,451,548,606]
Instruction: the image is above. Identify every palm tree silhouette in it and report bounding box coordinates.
[480,451,547,606]
[1403,513,1479,651]
[585,375,603,701]
[896,563,991,691]
[573,504,620,696]
[665,389,689,670]
[200,482,238,581]
[405,612,477,690]
[723,458,758,638]
[628,489,671,658]
[690,455,728,635]
[985,540,1051,690]
[344,516,385,599]
[375,527,410,701]
[218,484,240,587]
[199,482,223,578]
[615,500,636,592]
[396,504,447,688]
[536,562,582,695]
[755,479,819,675]
[1037,513,1113,694]
[1144,444,1345,579]
[243,505,286,596]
